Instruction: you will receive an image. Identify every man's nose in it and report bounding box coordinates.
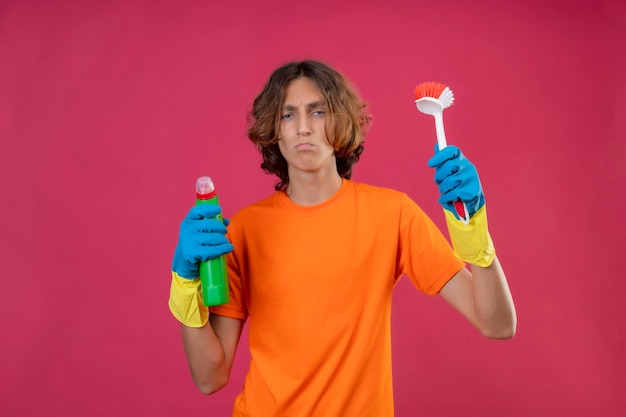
[297,114,312,136]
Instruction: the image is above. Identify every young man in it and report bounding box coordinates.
[169,60,516,416]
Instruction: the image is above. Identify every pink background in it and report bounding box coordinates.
[1,0,624,415]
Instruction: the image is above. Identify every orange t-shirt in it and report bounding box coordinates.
[210,180,464,416]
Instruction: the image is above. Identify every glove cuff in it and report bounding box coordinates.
[444,205,495,267]
[169,272,209,327]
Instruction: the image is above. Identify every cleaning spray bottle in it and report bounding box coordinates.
[196,176,229,306]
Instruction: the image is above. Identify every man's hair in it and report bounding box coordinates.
[247,60,372,191]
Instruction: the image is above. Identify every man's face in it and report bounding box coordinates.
[277,77,336,177]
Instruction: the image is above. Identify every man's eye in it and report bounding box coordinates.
[312,110,325,116]
[281,113,294,120]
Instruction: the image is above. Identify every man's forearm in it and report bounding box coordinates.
[470,256,517,339]
[181,321,229,395]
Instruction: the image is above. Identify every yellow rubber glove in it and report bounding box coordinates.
[169,204,233,327]
[168,272,209,327]
[444,206,495,267]
[428,145,495,267]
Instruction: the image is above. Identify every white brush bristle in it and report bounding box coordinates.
[414,82,455,110]
[438,87,454,109]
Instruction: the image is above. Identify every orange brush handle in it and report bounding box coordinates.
[454,201,467,220]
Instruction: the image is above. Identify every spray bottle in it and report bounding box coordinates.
[196,176,229,306]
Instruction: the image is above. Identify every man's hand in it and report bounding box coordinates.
[172,205,234,279]
[427,145,485,220]
[427,145,495,267]
[169,205,234,328]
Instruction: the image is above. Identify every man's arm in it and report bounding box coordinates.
[169,204,242,394]
[439,256,516,339]
[181,314,244,395]
[427,145,516,338]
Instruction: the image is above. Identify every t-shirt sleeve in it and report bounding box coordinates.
[396,194,465,295]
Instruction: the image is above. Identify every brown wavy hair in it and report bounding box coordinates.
[247,60,372,191]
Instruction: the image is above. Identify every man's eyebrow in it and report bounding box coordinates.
[306,100,326,109]
[281,101,327,111]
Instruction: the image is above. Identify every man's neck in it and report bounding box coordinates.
[285,171,343,206]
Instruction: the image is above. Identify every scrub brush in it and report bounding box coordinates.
[414,82,469,225]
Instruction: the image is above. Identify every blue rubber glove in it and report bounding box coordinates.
[172,204,234,280]
[427,144,495,267]
[427,145,485,220]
